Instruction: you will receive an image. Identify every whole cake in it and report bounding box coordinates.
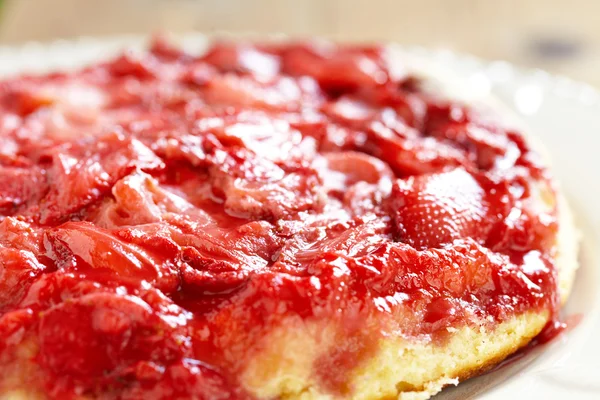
[0,38,578,400]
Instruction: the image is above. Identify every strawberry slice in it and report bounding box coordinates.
[202,73,320,112]
[0,217,43,254]
[122,359,233,400]
[0,248,46,311]
[167,217,281,294]
[280,43,388,94]
[0,166,46,215]
[37,292,190,381]
[43,222,178,291]
[365,116,469,176]
[201,43,281,78]
[390,168,504,249]
[36,132,164,224]
[208,148,323,220]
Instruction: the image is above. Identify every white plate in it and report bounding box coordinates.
[418,49,600,400]
[0,35,598,400]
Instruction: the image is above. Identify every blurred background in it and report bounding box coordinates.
[0,0,598,86]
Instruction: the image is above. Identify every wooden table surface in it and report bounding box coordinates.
[0,0,598,87]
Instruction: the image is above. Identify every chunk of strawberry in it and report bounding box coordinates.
[122,359,234,400]
[0,248,46,311]
[321,96,376,128]
[390,168,504,249]
[110,51,158,79]
[319,151,394,193]
[43,222,178,290]
[216,114,317,163]
[280,43,388,94]
[149,35,190,61]
[201,43,281,79]
[357,240,500,309]
[366,83,428,128]
[37,292,190,383]
[316,50,386,93]
[36,132,164,224]
[5,85,55,116]
[167,217,281,293]
[365,117,468,176]
[0,166,46,215]
[92,171,204,229]
[0,217,43,254]
[273,217,391,274]
[202,73,319,112]
[153,133,219,168]
[428,120,516,171]
[17,270,112,312]
[208,148,323,220]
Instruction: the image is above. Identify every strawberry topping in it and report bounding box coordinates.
[0,40,560,398]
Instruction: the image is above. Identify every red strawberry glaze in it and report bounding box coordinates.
[0,39,560,399]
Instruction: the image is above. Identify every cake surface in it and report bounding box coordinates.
[0,38,578,400]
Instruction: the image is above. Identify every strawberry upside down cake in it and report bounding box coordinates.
[0,38,578,400]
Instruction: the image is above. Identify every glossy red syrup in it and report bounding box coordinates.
[0,38,560,399]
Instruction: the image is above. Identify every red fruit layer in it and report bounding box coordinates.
[0,38,559,399]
